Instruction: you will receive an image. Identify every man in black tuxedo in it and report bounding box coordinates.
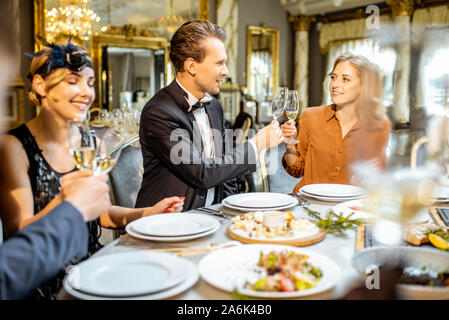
[136,20,283,210]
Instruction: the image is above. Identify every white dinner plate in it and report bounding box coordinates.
[298,189,363,202]
[199,244,340,298]
[430,185,449,202]
[63,259,199,300]
[223,192,298,208]
[131,213,218,237]
[222,199,297,212]
[65,251,188,297]
[126,220,220,242]
[301,184,365,198]
[332,199,378,220]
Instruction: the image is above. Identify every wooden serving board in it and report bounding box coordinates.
[226,223,326,247]
[428,207,449,227]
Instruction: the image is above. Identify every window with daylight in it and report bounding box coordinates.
[416,29,449,116]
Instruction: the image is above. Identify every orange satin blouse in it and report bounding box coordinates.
[282,104,391,193]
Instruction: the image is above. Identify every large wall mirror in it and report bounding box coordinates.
[33,0,209,111]
[91,32,167,110]
[246,25,279,101]
[35,0,209,47]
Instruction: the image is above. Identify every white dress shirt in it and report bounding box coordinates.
[175,79,259,206]
[176,79,216,206]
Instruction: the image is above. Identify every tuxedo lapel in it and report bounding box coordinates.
[165,80,203,152]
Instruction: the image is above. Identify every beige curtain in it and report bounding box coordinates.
[415,29,449,115]
[319,16,393,53]
[412,5,449,39]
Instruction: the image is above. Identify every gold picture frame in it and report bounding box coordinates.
[7,78,25,129]
[246,25,279,101]
[90,30,168,110]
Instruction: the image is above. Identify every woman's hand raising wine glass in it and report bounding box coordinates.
[67,119,96,170]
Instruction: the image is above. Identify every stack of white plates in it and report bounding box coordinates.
[430,185,449,203]
[298,184,365,202]
[63,251,199,300]
[125,213,220,242]
[222,192,298,211]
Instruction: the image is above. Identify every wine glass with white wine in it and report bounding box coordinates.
[67,119,96,170]
[284,90,300,144]
[354,162,439,245]
[93,128,124,175]
[271,87,288,122]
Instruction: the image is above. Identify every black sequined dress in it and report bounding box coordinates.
[8,124,102,300]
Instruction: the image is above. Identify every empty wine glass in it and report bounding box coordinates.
[93,128,124,175]
[271,87,287,122]
[284,90,300,144]
[67,119,96,170]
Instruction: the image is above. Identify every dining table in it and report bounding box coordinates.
[59,195,441,300]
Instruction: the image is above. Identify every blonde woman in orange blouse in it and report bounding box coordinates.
[281,52,390,192]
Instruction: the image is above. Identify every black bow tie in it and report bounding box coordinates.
[190,100,211,112]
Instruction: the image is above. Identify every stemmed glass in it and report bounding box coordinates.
[353,162,439,245]
[67,119,96,170]
[284,90,300,144]
[93,128,124,175]
[271,87,287,122]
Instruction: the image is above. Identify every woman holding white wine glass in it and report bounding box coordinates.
[284,90,300,144]
[280,52,391,192]
[0,40,184,299]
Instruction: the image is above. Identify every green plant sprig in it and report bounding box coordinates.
[303,206,365,235]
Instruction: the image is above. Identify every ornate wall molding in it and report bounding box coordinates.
[289,15,316,32]
[387,0,414,17]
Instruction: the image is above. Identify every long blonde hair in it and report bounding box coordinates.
[331,52,386,130]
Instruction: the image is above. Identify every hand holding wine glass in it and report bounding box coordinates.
[93,128,124,175]
[271,87,288,122]
[67,119,96,170]
[284,90,300,144]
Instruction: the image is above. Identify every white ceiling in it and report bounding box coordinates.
[280,0,386,16]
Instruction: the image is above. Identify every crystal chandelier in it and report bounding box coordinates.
[158,0,185,34]
[46,0,100,41]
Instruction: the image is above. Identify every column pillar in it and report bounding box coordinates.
[289,15,315,117]
[387,0,414,126]
[217,0,238,83]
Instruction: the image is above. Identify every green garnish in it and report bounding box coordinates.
[311,266,323,278]
[303,206,365,235]
[424,227,449,242]
[267,254,278,269]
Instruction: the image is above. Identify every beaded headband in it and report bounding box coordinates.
[26,36,93,80]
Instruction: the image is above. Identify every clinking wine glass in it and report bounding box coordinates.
[67,119,96,170]
[93,128,124,175]
[284,90,300,144]
[271,87,288,122]
[353,162,439,245]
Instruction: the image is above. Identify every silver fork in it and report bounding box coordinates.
[288,192,310,207]
[195,207,234,223]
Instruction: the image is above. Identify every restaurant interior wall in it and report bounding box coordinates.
[237,0,294,90]
[18,0,35,122]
